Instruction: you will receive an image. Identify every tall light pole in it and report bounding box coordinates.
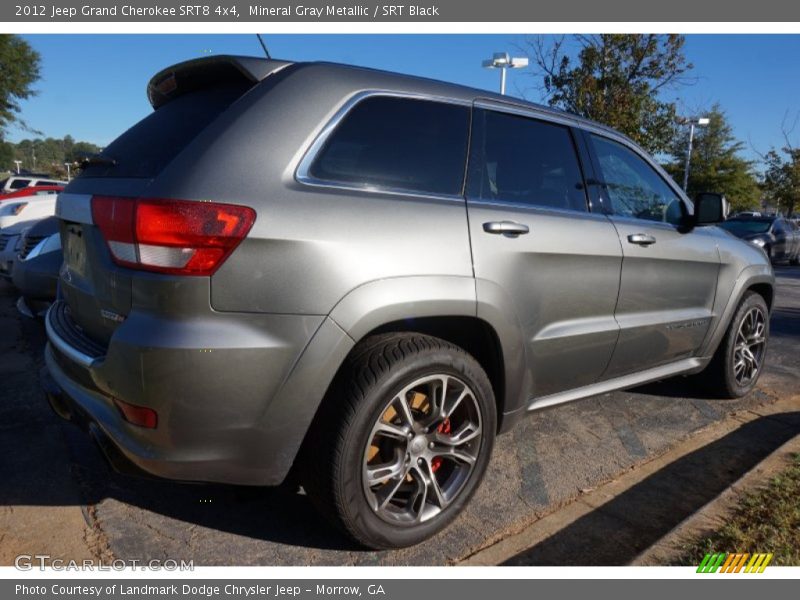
[680,116,710,192]
[13,160,22,174]
[64,162,71,181]
[482,52,528,95]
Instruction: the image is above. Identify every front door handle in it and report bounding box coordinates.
[627,233,657,246]
[483,221,530,236]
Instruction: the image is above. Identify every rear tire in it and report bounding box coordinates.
[300,333,496,549]
[699,291,769,398]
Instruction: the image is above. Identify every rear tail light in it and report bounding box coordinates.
[91,196,255,276]
[113,398,158,429]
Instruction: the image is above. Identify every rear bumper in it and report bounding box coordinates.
[41,365,156,479]
[42,300,342,486]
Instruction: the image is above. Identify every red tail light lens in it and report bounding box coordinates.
[113,398,158,429]
[91,196,255,276]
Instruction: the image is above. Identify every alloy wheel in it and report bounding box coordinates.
[362,374,483,525]
[733,306,767,386]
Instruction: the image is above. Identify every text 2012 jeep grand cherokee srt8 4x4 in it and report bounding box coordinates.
[43,56,774,549]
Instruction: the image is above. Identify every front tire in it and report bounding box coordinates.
[301,333,496,549]
[700,291,769,398]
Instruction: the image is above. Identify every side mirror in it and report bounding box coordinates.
[693,192,728,225]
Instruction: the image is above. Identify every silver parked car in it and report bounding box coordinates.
[43,56,774,549]
[719,214,800,264]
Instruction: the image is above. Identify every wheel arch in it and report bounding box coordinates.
[326,275,519,432]
[364,315,507,431]
[698,265,775,358]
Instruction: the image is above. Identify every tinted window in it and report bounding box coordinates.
[719,219,772,236]
[10,179,30,189]
[590,135,684,225]
[309,96,470,195]
[467,109,587,211]
[80,84,249,179]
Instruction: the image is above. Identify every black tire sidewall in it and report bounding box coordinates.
[335,344,496,549]
[720,292,769,397]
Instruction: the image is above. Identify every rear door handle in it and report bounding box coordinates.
[627,233,657,246]
[483,221,530,236]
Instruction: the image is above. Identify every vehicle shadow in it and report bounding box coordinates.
[502,410,800,565]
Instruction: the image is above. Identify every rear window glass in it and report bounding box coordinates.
[80,84,249,179]
[10,179,30,189]
[308,96,470,196]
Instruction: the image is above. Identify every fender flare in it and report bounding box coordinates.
[697,264,775,358]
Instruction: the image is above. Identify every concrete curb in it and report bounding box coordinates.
[633,427,800,565]
[459,393,800,566]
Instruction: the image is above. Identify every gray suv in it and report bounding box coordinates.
[43,56,774,549]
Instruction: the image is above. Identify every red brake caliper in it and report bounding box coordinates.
[430,418,451,473]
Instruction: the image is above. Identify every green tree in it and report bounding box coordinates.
[763,146,800,217]
[526,34,694,154]
[10,136,101,177]
[0,140,14,170]
[0,35,41,137]
[664,105,760,212]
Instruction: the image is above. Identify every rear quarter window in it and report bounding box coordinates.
[307,96,470,196]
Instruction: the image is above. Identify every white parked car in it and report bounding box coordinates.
[0,193,58,277]
[0,175,66,194]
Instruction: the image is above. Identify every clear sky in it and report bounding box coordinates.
[8,34,800,164]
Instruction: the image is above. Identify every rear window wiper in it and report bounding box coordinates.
[80,155,118,168]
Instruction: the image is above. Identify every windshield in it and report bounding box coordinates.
[719,219,772,236]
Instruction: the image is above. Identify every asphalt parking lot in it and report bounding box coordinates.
[1,267,798,566]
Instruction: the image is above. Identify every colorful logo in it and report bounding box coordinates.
[697,552,773,573]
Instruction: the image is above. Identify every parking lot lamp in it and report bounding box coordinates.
[680,116,710,191]
[482,52,529,95]
[13,160,22,174]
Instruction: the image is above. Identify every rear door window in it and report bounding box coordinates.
[308,96,470,196]
[466,109,588,212]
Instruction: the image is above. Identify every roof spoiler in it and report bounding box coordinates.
[147,55,293,109]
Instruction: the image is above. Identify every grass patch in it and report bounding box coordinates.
[678,453,800,566]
